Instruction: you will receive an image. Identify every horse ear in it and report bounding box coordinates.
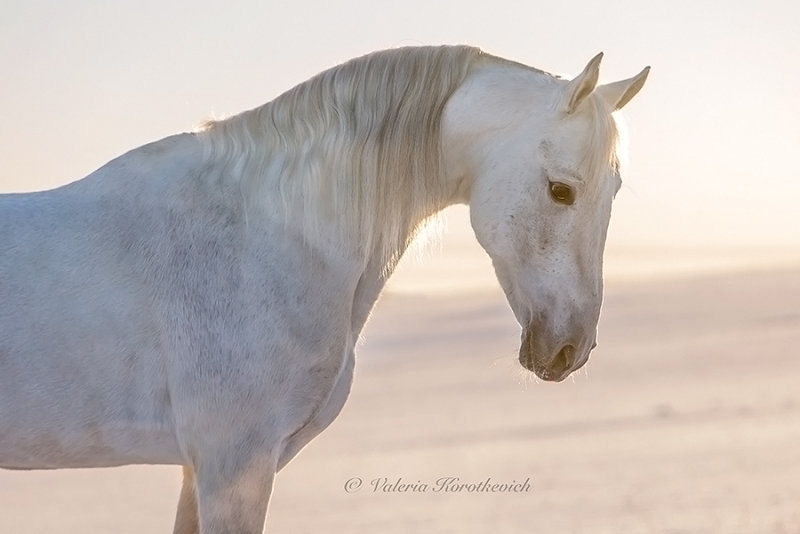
[596,66,650,111]
[563,52,604,114]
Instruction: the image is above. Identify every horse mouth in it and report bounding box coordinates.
[518,331,573,382]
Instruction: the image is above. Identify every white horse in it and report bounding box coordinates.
[0,46,648,533]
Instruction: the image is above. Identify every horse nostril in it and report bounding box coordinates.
[552,344,576,374]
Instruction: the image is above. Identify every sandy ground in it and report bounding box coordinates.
[2,266,800,533]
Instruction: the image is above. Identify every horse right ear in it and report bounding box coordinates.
[562,52,603,114]
[596,66,651,111]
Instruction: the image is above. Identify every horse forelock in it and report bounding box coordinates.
[578,94,621,194]
[200,45,481,269]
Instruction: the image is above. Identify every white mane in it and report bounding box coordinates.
[199,46,619,268]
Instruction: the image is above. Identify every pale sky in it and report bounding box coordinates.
[2,1,799,287]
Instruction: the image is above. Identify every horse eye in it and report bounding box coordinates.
[548,181,575,205]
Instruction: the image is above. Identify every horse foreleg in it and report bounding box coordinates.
[193,448,277,534]
[173,465,200,534]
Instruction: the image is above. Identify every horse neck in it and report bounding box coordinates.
[347,62,552,332]
[348,181,459,335]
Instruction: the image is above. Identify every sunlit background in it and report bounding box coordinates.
[3,3,800,533]
[2,1,799,292]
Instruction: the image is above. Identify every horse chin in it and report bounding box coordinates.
[518,354,570,382]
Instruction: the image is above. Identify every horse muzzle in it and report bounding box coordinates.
[518,327,593,382]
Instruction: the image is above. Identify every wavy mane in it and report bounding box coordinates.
[200,45,482,269]
[199,45,620,269]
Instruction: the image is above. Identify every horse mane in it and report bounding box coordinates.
[199,45,480,269]
[199,45,619,269]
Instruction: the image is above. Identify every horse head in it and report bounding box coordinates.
[444,53,649,381]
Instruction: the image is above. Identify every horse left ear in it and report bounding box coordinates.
[596,66,651,111]
[563,52,604,114]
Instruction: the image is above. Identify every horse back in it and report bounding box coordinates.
[0,133,204,468]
